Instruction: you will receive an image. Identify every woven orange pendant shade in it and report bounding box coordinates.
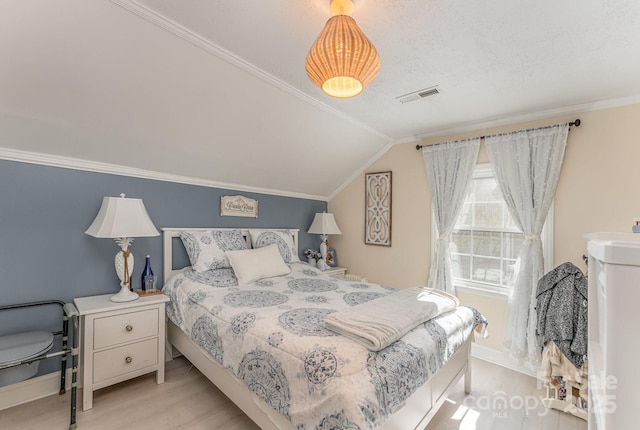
[305,6,380,98]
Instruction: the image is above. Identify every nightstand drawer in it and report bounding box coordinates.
[322,266,347,277]
[75,294,169,410]
[93,338,159,383]
[93,308,159,349]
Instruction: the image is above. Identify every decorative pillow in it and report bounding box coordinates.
[248,229,300,263]
[180,229,247,272]
[225,244,291,285]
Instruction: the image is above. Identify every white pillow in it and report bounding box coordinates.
[248,229,300,263]
[180,229,247,272]
[225,244,291,285]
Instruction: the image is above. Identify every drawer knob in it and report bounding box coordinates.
[125,356,132,364]
[125,325,133,332]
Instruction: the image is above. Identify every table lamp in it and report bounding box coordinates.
[85,193,159,302]
[307,212,342,261]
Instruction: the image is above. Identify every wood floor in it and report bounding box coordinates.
[0,356,587,430]
[424,359,587,430]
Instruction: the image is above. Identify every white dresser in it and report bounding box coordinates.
[586,233,640,430]
[74,293,169,410]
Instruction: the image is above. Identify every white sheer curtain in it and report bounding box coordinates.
[422,138,480,294]
[485,124,569,365]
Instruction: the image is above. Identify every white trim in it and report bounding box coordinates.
[108,0,391,143]
[471,343,538,379]
[328,140,395,201]
[472,163,494,178]
[0,147,327,201]
[0,368,73,411]
[397,94,640,143]
[455,284,508,301]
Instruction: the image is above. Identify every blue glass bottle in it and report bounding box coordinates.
[141,255,153,291]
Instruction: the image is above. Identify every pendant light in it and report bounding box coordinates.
[305,0,380,98]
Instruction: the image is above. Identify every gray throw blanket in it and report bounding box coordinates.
[324,287,459,351]
[535,262,588,368]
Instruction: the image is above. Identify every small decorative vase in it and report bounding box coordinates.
[141,255,154,291]
[307,258,316,267]
[316,258,328,271]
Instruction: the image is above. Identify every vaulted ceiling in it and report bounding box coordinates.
[2,0,639,199]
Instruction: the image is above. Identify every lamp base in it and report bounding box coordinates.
[319,235,329,261]
[110,284,139,303]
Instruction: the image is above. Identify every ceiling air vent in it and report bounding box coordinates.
[396,86,440,104]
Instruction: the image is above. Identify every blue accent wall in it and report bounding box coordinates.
[0,159,326,376]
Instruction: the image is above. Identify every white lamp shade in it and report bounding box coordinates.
[307,212,342,235]
[85,195,159,238]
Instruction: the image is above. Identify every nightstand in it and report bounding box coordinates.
[74,293,170,410]
[321,266,348,277]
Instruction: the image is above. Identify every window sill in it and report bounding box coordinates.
[454,284,509,301]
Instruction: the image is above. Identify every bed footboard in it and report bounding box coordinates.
[167,319,472,430]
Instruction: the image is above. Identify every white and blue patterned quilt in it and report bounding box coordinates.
[163,262,484,430]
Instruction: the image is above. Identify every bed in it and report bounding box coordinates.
[162,227,485,430]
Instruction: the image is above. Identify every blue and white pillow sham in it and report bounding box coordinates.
[248,229,300,263]
[180,229,248,272]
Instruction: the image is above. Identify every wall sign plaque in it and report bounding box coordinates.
[220,195,258,218]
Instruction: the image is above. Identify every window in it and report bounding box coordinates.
[443,164,552,296]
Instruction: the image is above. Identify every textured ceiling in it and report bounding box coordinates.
[1,0,640,198]
[136,0,640,138]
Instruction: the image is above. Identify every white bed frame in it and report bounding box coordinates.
[162,227,472,430]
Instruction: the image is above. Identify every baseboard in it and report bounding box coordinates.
[471,343,538,379]
[0,369,74,411]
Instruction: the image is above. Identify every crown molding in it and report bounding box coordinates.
[400,93,640,143]
[330,95,640,201]
[327,141,395,201]
[108,0,391,142]
[0,147,327,202]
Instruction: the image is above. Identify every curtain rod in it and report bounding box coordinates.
[415,119,581,150]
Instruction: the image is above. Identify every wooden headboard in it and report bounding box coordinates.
[162,228,300,282]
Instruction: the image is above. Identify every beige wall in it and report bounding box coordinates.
[329,102,640,351]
